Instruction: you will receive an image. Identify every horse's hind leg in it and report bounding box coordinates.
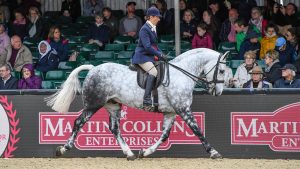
[105,102,135,160]
[138,112,176,158]
[56,107,98,156]
[177,107,222,159]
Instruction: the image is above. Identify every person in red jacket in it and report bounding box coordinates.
[192,22,213,49]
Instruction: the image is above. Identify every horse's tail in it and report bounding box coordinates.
[45,65,95,113]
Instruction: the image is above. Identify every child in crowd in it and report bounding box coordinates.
[192,22,213,49]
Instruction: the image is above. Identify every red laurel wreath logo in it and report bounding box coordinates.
[0,96,20,158]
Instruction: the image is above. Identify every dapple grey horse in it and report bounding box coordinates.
[46,48,228,160]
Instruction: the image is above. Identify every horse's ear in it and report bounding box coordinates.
[221,51,230,61]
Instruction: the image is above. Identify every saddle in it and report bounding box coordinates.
[130,61,167,111]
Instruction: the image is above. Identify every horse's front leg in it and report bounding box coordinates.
[138,112,176,158]
[105,103,135,160]
[56,108,97,156]
[177,107,222,159]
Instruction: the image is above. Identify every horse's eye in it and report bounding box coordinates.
[219,70,225,74]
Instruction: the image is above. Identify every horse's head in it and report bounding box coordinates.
[203,51,229,96]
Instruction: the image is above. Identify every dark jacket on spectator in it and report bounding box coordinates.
[274,78,300,88]
[9,19,28,40]
[87,23,110,44]
[180,20,196,41]
[157,9,174,35]
[219,19,231,42]
[0,75,18,89]
[243,80,272,88]
[27,17,43,41]
[18,63,41,89]
[61,0,81,21]
[36,41,59,73]
[264,60,282,84]
[103,15,119,41]
[47,38,69,62]
[272,12,299,27]
[238,40,261,60]
[275,43,297,66]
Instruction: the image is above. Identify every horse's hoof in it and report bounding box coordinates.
[127,155,136,161]
[143,105,155,112]
[210,149,222,159]
[138,149,144,159]
[56,146,65,157]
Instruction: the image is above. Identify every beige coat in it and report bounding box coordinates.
[0,45,33,72]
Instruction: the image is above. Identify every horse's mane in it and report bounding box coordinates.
[170,48,220,64]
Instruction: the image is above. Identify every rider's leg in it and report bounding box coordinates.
[139,62,157,108]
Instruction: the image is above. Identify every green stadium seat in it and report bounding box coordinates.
[35,70,44,80]
[257,60,266,68]
[117,51,133,60]
[160,34,175,44]
[61,28,78,37]
[11,71,20,79]
[158,43,172,51]
[112,10,124,20]
[135,9,145,19]
[230,60,244,69]
[54,81,64,89]
[126,43,137,51]
[104,44,125,52]
[78,70,89,80]
[41,81,55,89]
[180,42,192,52]
[113,36,134,44]
[218,42,238,60]
[81,44,99,52]
[94,51,115,60]
[67,36,86,44]
[76,16,94,24]
[45,70,67,81]
[58,61,78,70]
[88,60,103,66]
[166,50,176,59]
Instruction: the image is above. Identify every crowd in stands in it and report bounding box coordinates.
[0,0,300,90]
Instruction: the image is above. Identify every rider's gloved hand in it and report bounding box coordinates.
[160,54,168,62]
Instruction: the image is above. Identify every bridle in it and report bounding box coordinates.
[162,53,227,93]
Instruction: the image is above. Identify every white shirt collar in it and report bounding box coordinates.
[146,20,156,33]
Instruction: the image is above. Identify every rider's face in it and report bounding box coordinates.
[150,16,160,26]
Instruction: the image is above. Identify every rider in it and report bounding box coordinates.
[132,6,167,110]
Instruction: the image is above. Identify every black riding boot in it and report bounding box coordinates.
[143,74,156,111]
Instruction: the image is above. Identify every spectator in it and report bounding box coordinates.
[186,0,207,22]
[180,9,196,42]
[238,30,261,60]
[249,7,268,36]
[57,9,73,25]
[27,6,43,41]
[179,0,187,20]
[35,40,59,73]
[0,35,32,72]
[102,7,118,41]
[219,8,239,42]
[0,0,10,23]
[264,49,281,84]
[192,22,213,49]
[47,26,69,62]
[156,0,174,35]
[243,66,272,89]
[61,0,81,21]
[262,0,276,20]
[231,50,258,88]
[285,27,299,56]
[87,14,110,49]
[259,23,278,59]
[119,1,142,39]
[275,37,297,66]
[234,18,261,52]
[9,9,28,40]
[230,0,257,22]
[83,0,104,17]
[202,9,220,48]
[208,0,228,23]
[274,64,300,88]
[20,0,41,15]
[272,2,299,27]
[18,63,41,89]
[0,24,10,55]
[0,64,18,89]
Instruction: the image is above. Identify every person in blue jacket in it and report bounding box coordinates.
[35,40,59,73]
[274,64,300,88]
[132,6,167,110]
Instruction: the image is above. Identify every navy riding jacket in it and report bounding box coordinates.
[132,22,162,64]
